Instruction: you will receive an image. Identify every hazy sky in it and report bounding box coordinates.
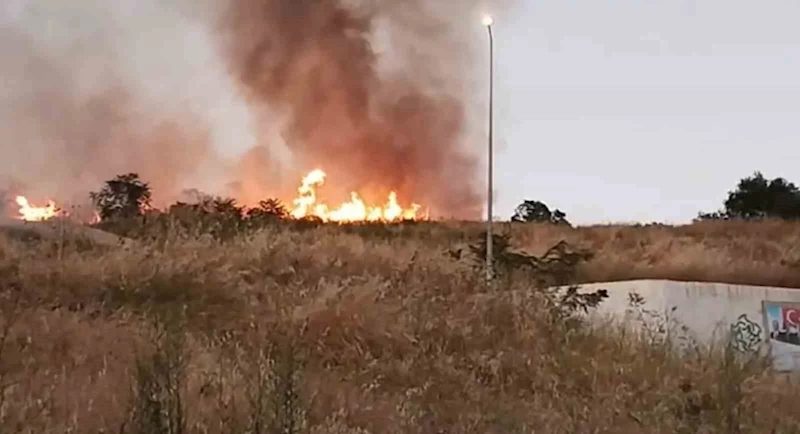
[491,0,800,224]
[3,0,799,225]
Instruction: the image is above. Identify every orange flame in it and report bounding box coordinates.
[289,169,422,222]
[15,196,59,222]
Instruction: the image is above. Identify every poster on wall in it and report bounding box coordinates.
[763,301,800,371]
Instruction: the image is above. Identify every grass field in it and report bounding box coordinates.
[1,218,799,433]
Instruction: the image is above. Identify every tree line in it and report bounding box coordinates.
[89,171,800,228]
[511,171,800,226]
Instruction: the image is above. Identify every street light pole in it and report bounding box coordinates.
[483,15,494,282]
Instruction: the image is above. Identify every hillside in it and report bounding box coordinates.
[0,219,798,432]
[284,219,800,288]
[506,220,800,288]
[0,216,136,248]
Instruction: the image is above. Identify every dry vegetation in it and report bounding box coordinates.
[1,219,800,433]
[509,219,800,288]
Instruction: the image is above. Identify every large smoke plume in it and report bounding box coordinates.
[1,0,507,219]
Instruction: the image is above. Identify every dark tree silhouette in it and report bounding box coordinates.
[697,171,800,221]
[209,197,244,217]
[90,173,152,220]
[246,198,287,220]
[511,200,571,226]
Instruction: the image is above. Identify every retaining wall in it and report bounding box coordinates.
[580,280,800,371]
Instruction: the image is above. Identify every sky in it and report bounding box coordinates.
[2,0,799,225]
[491,0,800,224]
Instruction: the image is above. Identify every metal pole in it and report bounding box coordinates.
[486,23,494,282]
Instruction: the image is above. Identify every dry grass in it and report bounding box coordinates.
[0,219,799,433]
[507,219,800,288]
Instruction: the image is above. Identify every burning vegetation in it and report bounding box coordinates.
[0,0,492,222]
[6,168,425,227]
[14,196,59,222]
[289,169,423,223]
[7,195,100,224]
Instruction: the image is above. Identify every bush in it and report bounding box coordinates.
[698,171,800,221]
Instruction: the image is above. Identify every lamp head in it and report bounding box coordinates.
[482,15,494,27]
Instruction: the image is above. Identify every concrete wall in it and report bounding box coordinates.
[580,280,800,371]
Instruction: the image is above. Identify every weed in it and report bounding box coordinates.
[245,335,306,434]
[125,317,188,434]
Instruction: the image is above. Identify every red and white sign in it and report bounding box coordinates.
[784,307,800,327]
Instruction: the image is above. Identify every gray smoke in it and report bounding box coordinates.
[0,0,508,218]
[0,0,249,207]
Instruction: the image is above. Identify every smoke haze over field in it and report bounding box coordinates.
[1,0,509,218]
[0,0,249,207]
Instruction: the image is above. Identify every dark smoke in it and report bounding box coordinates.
[220,0,495,218]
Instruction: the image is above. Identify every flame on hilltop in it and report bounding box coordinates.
[290,169,423,222]
[15,196,59,222]
[10,170,423,225]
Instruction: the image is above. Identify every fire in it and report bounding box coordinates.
[15,196,59,222]
[289,169,422,223]
[10,170,422,224]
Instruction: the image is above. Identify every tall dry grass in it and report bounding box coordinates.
[0,220,798,433]
[508,219,800,288]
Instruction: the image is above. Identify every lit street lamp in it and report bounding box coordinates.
[483,14,494,282]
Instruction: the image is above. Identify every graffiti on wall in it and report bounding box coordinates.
[763,301,800,371]
[730,313,763,353]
